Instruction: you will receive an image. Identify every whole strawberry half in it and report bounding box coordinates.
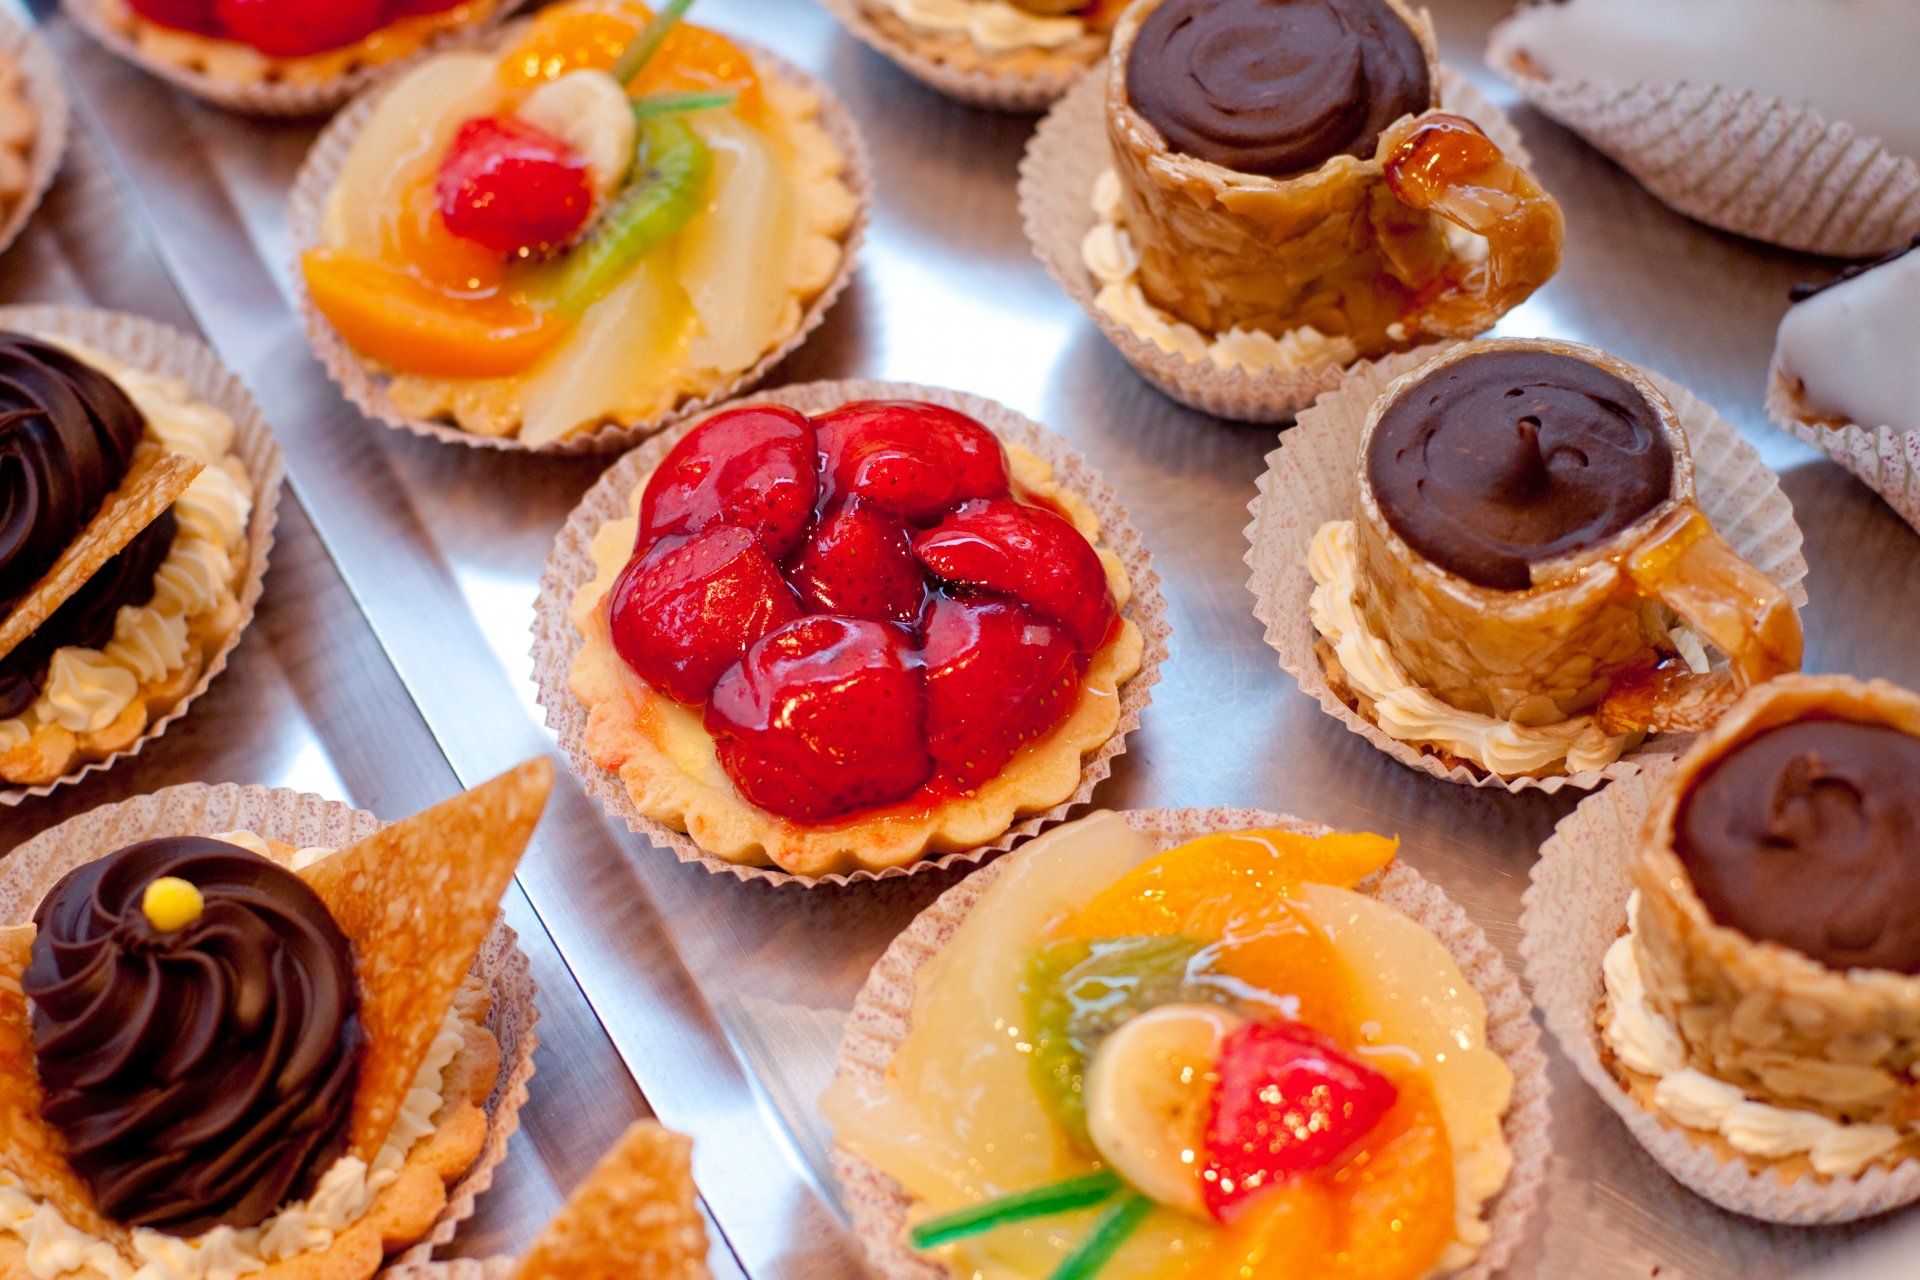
[785,499,924,625]
[705,617,933,822]
[608,528,801,705]
[641,407,818,559]
[815,401,1010,523]
[922,597,1080,785]
[914,498,1117,650]
[436,116,595,258]
[127,0,221,34]
[212,0,386,56]
[1201,1022,1399,1223]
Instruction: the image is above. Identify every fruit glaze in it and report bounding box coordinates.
[122,0,479,60]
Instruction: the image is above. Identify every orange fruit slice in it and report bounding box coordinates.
[496,1,763,116]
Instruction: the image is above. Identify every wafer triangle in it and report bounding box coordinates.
[510,1121,710,1280]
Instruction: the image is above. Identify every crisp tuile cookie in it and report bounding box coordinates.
[509,1121,709,1280]
[299,759,552,1162]
[0,449,203,661]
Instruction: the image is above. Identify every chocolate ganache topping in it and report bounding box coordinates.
[0,335,148,615]
[1676,719,1920,974]
[1366,348,1674,591]
[24,838,365,1236]
[1125,0,1433,177]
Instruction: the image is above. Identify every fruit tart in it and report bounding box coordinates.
[824,0,1125,112]
[540,387,1160,882]
[824,809,1549,1279]
[0,309,279,799]
[0,760,551,1278]
[65,0,515,116]
[295,0,864,451]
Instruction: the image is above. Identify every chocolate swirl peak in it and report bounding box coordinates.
[24,837,365,1235]
[1366,348,1674,590]
[0,335,148,615]
[1125,0,1433,177]
[1677,719,1920,974]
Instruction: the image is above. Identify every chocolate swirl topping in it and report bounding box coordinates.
[0,335,147,616]
[24,838,365,1236]
[1366,348,1674,591]
[1677,719,1920,974]
[1125,0,1433,177]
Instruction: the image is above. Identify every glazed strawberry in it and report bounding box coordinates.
[639,407,817,559]
[387,0,466,12]
[1201,1023,1399,1223]
[785,499,923,625]
[705,617,933,822]
[127,0,220,34]
[914,499,1118,650]
[922,598,1079,785]
[608,528,801,705]
[212,0,385,56]
[436,117,595,258]
[815,401,1010,523]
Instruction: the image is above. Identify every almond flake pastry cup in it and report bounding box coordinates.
[1767,356,1920,534]
[1487,22,1920,259]
[1020,64,1532,424]
[816,0,1105,114]
[828,806,1553,1280]
[63,0,522,119]
[288,41,871,456]
[530,379,1169,889]
[0,780,541,1265]
[0,11,69,261]
[1244,343,1809,793]
[1522,770,1920,1223]
[0,304,284,807]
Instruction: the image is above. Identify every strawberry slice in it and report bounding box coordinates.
[922,597,1080,785]
[640,407,818,559]
[212,0,385,55]
[815,401,1010,523]
[913,499,1118,650]
[705,617,933,821]
[1201,1023,1399,1223]
[785,499,924,624]
[436,116,595,257]
[608,528,801,705]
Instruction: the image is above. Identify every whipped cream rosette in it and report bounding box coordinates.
[818,0,1117,113]
[291,0,868,453]
[1525,676,1920,1223]
[0,762,551,1278]
[1489,0,1920,258]
[0,13,67,261]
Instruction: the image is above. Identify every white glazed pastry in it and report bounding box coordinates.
[1775,241,1920,434]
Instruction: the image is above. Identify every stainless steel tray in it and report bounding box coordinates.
[7,0,1920,1275]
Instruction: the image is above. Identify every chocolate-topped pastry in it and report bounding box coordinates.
[1126,0,1433,177]
[1366,347,1673,590]
[24,837,365,1235]
[1675,719,1920,973]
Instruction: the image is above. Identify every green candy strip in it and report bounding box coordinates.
[611,0,698,86]
[551,115,711,317]
[630,90,737,120]
[1046,1193,1154,1280]
[908,1170,1125,1251]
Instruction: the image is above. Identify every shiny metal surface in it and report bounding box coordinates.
[9,0,1920,1275]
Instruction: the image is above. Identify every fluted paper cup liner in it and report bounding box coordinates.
[0,13,67,260]
[383,1260,515,1279]
[530,379,1169,888]
[1021,65,1529,424]
[63,0,520,118]
[1487,25,1920,259]
[289,41,871,455]
[1767,356,1920,534]
[829,807,1552,1280]
[0,781,542,1262]
[1244,343,1810,792]
[1522,772,1920,1222]
[0,305,284,807]
[817,0,1103,113]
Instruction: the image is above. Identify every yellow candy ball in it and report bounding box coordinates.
[141,876,205,933]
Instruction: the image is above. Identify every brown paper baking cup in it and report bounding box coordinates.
[829,807,1553,1279]
[1021,65,1530,424]
[1244,342,1810,792]
[0,305,284,807]
[0,12,67,260]
[288,41,871,455]
[63,0,521,119]
[530,379,1169,888]
[0,781,541,1260]
[817,0,1101,113]
[1522,772,1920,1222]
[1767,356,1920,533]
[1487,27,1920,259]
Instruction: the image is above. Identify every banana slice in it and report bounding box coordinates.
[516,70,637,203]
[1084,1003,1245,1218]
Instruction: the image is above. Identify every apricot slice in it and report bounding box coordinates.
[497,1,763,115]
